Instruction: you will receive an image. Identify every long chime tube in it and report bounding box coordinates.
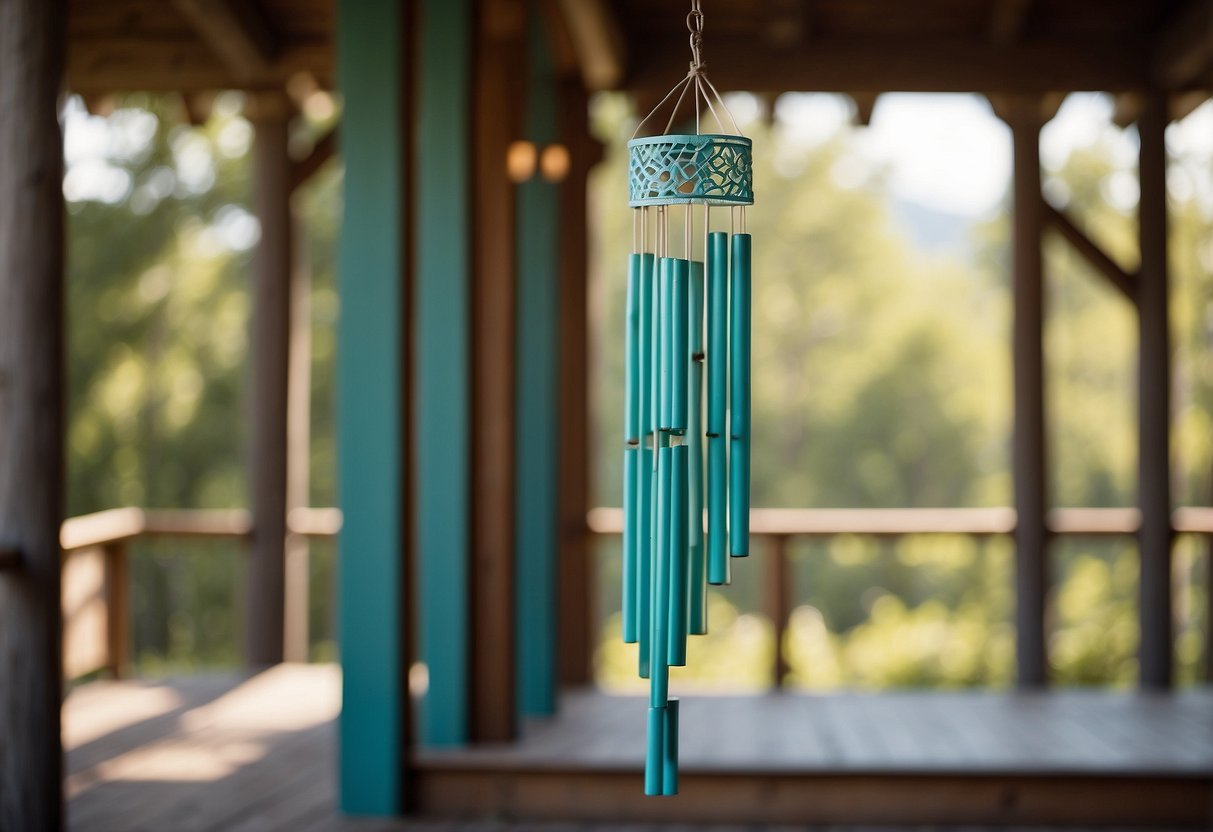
[729,232,752,557]
[651,435,672,707]
[662,698,680,796]
[668,443,689,665]
[687,261,707,633]
[623,252,641,643]
[705,231,729,585]
[637,252,656,676]
[645,705,664,795]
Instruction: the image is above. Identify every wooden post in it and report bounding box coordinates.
[765,535,792,688]
[247,90,292,667]
[1008,101,1048,688]
[283,217,312,663]
[0,0,66,827]
[1137,90,1173,690]
[104,541,131,677]
[469,0,526,743]
[557,79,596,688]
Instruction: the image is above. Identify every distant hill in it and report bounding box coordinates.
[888,197,978,259]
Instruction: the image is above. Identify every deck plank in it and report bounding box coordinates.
[64,666,1213,830]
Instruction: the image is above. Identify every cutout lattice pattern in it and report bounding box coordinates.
[628,134,753,207]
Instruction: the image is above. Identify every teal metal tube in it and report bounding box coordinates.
[637,254,655,676]
[625,253,641,442]
[650,436,672,707]
[645,706,665,795]
[658,257,674,431]
[670,259,689,432]
[730,233,752,557]
[622,448,638,644]
[687,261,706,632]
[668,444,689,665]
[706,232,729,585]
[622,253,641,644]
[662,698,680,795]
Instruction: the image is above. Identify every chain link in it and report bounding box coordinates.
[687,0,705,71]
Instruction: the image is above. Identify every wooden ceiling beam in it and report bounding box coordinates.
[170,0,278,86]
[628,39,1150,94]
[1113,90,1210,127]
[554,0,625,90]
[66,39,330,94]
[1153,0,1213,89]
[990,0,1033,45]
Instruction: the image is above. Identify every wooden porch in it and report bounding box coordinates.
[66,665,1213,829]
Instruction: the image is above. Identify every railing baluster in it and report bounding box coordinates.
[764,534,791,689]
[104,541,130,679]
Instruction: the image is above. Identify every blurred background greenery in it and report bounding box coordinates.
[64,90,1212,689]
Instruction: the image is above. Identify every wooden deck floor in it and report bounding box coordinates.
[64,664,1213,830]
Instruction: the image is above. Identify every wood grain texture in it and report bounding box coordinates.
[0,0,66,828]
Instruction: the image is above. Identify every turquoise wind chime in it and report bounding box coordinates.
[621,0,753,797]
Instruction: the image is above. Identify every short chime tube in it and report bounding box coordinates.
[729,231,752,557]
[622,0,753,793]
[706,230,729,585]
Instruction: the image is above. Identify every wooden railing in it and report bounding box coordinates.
[58,506,341,679]
[587,506,1213,686]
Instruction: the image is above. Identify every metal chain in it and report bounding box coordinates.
[687,0,705,73]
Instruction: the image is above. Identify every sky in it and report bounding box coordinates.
[757,92,1213,219]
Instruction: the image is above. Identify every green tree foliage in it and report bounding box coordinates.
[65,93,340,672]
[590,94,1212,690]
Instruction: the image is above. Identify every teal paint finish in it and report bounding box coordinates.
[705,232,729,585]
[729,233,752,558]
[515,16,560,718]
[416,0,471,747]
[336,0,407,814]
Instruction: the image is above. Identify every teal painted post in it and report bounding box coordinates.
[416,0,471,747]
[337,0,407,814]
[515,15,559,718]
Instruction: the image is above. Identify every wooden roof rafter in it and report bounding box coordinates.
[170,0,279,86]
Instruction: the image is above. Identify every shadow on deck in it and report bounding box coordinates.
[64,665,1213,830]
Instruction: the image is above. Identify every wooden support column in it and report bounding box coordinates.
[283,218,311,663]
[0,0,66,827]
[1137,90,1173,690]
[336,0,410,813]
[247,90,292,667]
[1008,101,1048,688]
[470,0,526,743]
[765,536,793,688]
[556,80,597,688]
[515,15,561,718]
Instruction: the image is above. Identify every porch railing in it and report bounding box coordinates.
[587,506,1213,686]
[54,504,1213,685]
[59,507,341,679]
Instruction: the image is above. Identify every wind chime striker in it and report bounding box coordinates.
[621,0,754,797]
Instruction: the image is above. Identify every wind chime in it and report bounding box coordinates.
[621,0,753,797]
